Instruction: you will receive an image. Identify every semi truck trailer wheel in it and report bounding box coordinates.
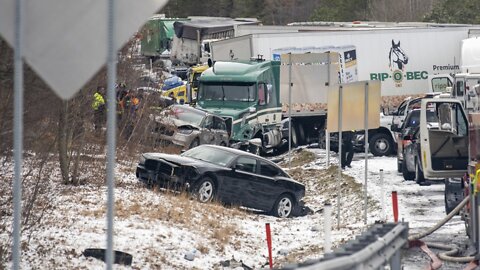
[369,133,393,156]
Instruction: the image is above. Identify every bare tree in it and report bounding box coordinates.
[368,0,441,22]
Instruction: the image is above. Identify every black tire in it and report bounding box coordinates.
[272,194,295,218]
[445,178,464,215]
[318,130,326,149]
[290,124,298,147]
[296,123,305,145]
[189,138,200,149]
[397,160,402,173]
[369,133,393,156]
[195,177,216,203]
[402,157,415,180]
[415,159,425,184]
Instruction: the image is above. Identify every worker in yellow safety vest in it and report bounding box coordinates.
[92,87,106,131]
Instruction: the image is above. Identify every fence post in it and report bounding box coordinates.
[326,130,330,166]
[380,169,386,222]
[324,203,332,253]
[392,191,398,223]
[266,223,273,269]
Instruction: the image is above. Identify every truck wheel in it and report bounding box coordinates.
[369,133,393,156]
[444,178,464,215]
[402,158,414,181]
[415,159,426,184]
[296,123,305,145]
[289,125,298,147]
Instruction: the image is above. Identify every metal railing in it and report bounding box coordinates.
[280,222,409,270]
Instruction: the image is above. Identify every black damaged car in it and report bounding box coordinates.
[136,145,307,218]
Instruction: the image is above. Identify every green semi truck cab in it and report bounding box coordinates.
[197,59,315,152]
[140,16,187,58]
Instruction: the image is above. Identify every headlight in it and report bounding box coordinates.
[139,155,146,165]
[178,128,193,135]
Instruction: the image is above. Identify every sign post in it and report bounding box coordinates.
[327,80,381,229]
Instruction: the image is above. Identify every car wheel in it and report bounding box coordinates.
[369,133,393,156]
[195,177,216,203]
[402,157,415,180]
[415,159,425,184]
[189,138,200,149]
[445,178,464,215]
[272,194,294,218]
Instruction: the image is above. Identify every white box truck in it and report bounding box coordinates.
[209,26,480,156]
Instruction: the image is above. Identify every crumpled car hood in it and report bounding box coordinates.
[153,115,200,130]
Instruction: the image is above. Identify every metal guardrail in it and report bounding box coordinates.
[280,222,409,270]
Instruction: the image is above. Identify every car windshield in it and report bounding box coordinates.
[166,105,205,126]
[181,145,237,167]
[198,83,256,102]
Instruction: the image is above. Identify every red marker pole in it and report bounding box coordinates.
[392,191,399,223]
[265,223,273,269]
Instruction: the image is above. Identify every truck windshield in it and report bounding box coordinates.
[199,83,256,102]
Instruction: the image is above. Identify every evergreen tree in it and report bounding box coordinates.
[424,0,480,24]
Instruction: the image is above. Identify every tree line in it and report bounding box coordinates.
[160,0,480,25]
[159,0,468,25]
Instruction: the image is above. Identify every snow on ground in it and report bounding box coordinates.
[0,146,471,269]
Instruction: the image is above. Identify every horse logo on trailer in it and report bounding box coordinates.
[388,40,408,71]
[370,39,428,87]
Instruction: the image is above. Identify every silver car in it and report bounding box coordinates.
[151,104,230,149]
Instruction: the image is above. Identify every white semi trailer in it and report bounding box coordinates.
[210,25,480,155]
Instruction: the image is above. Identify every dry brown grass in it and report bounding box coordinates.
[212,225,236,245]
[65,179,247,258]
[280,148,316,168]
[143,248,168,269]
[79,208,105,219]
[277,244,324,266]
[196,243,210,254]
